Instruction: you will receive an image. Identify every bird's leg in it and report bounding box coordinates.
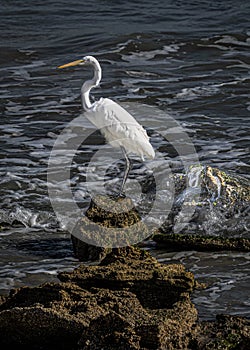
[118,146,131,197]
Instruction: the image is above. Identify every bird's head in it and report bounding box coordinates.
[58,55,98,69]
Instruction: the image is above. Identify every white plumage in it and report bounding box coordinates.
[84,97,155,161]
[58,55,155,195]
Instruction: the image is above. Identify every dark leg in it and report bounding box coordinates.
[118,146,131,197]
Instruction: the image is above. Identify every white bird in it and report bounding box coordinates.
[58,55,155,196]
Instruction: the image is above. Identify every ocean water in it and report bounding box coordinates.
[0,0,249,319]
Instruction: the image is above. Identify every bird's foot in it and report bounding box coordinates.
[108,190,126,200]
[117,191,126,198]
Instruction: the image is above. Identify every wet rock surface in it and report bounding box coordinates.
[153,233,250,252]
[1,167,249,348]
[151,166,250,253]
[161,166,250,236]
[71,169,250,264]
[0,246,249,349]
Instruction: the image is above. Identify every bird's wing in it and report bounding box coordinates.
[84,98,155,159]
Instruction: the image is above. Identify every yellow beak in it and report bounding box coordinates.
[57,59,85,69]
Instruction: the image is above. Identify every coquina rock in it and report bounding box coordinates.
[0,246,249,349]
[0,247,197,349]
[71,166,250,261]
[71,194,149,261]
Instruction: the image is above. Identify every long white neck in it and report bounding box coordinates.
[81,59,102,111]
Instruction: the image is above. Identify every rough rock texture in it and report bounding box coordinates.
[71,195,149,261]
[71,234,110,262]
[1,167,249,349]
[190,314,250,350]
[0,247,197,349]
[71,168,250,262]
[0,247,249,349]
[59,247,195,310]
[153,233,250,252]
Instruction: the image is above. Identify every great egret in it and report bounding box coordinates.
[58,55,155,196]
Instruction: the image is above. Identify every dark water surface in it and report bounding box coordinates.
[0,1,249,319]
